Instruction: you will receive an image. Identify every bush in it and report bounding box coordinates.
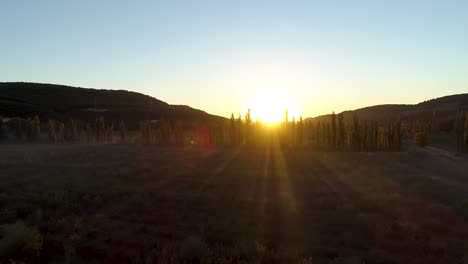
[180,236,209,260]
[0,221,42,261]
[414,131,427,147]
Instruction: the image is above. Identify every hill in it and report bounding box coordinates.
[307,94,468,124]
[0,82,225,128]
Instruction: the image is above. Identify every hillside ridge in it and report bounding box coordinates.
[0,82,224,127]
[307,93,468,123]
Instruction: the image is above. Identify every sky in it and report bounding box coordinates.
[1,0,468,118]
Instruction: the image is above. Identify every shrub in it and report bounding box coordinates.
[180,236,209,260]
[0,221,42,261]
[413,131,427,147]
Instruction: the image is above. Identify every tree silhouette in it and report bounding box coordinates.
[14,117,23,140]
[229,113,236,145]
[236,114,243,144]
[337,113,345,150]
[119,120,127,143]
[64,119,77,142]
[331,112,337,149]
[95,117,105,143]
[0,116,4,140]
[57,122,65,142]
[351,114,361,151]
[298,116,304,146]
[464,113,468,152]
[47,120,56,142]
[85,122,93,143]
[26,116,40,141]
[458,112,468,152]
[245,109,252,143]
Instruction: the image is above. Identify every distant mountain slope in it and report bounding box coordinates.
[307,94,468,124]
[0,82,224,127]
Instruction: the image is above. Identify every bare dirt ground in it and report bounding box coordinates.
[1,141,468,263]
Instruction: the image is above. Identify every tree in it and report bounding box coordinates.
[57,122,65,142]
[298,116,304,146]
[351,114,361,151]
[229,113,236,145]
[27,116,40,141]
[139,121,151,144]
[95,117,105,143]
[374,122,380,151]
[316,122,322,148]
[337,113,345,150]
[85,122,93,143]
[15,117,23,140]
[394,121,402,151]
[291,116,296,146]
[236,114,243,144]
[64,119,77,142]
[331,112,337,149]
[324,123,330,148]
[119,121,128,143]
[464,113,468,152]
[0,116,5,140]
[362,121,368,151]
[105,124,114,143]
[47,120,56,142]
[245,109,252,143]
[457,112,467,153]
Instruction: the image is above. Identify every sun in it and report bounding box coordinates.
[246,90,300,124]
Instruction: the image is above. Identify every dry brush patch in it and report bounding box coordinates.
[0,145,468,263]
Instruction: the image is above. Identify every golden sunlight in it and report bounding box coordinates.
[246,90,300,124]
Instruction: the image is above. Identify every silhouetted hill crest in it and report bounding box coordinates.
[0,82,223,128]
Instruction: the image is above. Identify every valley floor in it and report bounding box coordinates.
[1,142,468,263]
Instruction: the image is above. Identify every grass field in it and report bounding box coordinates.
[1,141,468,263]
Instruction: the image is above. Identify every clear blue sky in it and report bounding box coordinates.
[2,0,468,118]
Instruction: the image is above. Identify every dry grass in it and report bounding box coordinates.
[0,144,467,263]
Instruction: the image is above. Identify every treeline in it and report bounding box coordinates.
[456,112,468,152]
[0,116,42,141]
[397,111,468,151]
[0,116,127,144]
[134,110,404,151]
[279,112,402,151]
[0,112,404,152]
[2,111,468,153]
[138,110,266,147]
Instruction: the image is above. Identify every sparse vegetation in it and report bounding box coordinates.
[180,236,209,260]
[414,131,427,147]
[0,85,467,263]
[0,221,42,262]
[0,144,466,263]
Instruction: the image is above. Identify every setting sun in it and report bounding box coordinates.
[245,90,300,124]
